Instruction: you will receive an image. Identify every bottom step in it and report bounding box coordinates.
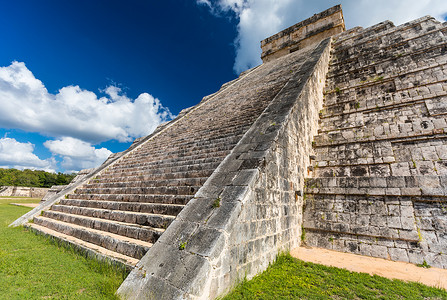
[26,223,139,269]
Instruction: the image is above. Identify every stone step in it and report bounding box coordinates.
[319,101,431,133]
[83,177,208,189]
[121,142,235,164]
[27,223,139,268]
[106,150,229,173]
[333,20,396,49]
[50,205,176,229]
[329,29,447,78]
[318,95,447,127]
[72,185,201,197]
[42,210,164,244]
[315,125,447,147]
[305,175,447,196]
[332,17,441,61]
[125,134,243,159]
[33,216,151,259]
[59,199,184,216]
[313,126,447,148]
[326,59,447,93]
[96,169,215,183]
[126,126,247,159]
[302,193,420,242]
[100,168,215,183]
[94,161,220,182]
[66,194,193,205]
[323,78,446,112]
[103,157,222,173]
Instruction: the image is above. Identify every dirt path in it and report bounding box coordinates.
[291,246,447,290]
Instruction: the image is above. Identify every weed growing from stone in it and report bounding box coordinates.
[300,226,306,242]
[417,260,431,268]
[179,241,187,250]
[212,198,221,208]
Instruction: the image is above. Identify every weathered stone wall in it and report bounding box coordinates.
[117,38,331,299]
[261,5,344,62]
[0,186,49,198]
[304,16,447,269]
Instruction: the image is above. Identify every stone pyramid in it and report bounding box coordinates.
[11,5,447,299]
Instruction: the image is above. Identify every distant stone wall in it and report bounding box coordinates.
[39,169,95,204]
[117,38,331,299]
[261,5,344,63]
[0,186,49,198]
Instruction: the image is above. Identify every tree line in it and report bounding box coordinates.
[0,168,77,188]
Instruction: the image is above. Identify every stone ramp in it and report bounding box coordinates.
[22,42,317,269]
[291,246,447,290]
[304,16,447,268]
[117,38,331,299]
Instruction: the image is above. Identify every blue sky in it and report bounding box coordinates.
[0,0,446,173]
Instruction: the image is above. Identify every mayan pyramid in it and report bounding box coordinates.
[11,5,447,299]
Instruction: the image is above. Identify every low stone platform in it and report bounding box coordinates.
[10,203,40,208]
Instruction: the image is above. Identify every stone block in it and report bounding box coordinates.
[177,198,216,223]
[388,247,409,262]
[370,245,389,259]
[186,227,226,259]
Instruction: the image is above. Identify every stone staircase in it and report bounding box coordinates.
[26,44,316,269]
[304,16,447,268]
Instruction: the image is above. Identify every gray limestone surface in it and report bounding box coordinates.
[304,16,447,269]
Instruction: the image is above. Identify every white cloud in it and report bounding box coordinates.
[44,137,112,172]
[0,61,173,144]
[0,137,55,172]
[197,0,212,8]
[199,0,447,73]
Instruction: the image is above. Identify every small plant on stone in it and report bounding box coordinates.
[335,87,341,94]
[328,237,334,242]
[354,102,360,109]
[300,226,306,242]
[161,221,169,229]
[417,260,431,268]
[417,228,423,242]
[179,241,187,250]
[374,76,384,82]
[64,194,69,199]
[212,198,221,208]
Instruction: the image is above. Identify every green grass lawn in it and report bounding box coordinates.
[223,254,447,299]
[0,197,127,300]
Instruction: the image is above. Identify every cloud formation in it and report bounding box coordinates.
[0,61,173,144]
[198,0,447,73]
[0,137,55,171]
[44,137,112,173]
